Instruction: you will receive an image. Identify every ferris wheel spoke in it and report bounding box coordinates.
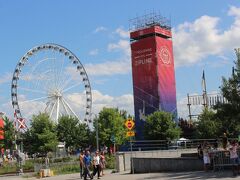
[19,95,53,104]
[53,54,58,89]
[59,75,75,92]
[62,82,82,93]
[18,86,46,95]
[56,54,66,90]
[56,97,60,121]
[62,97,79,120]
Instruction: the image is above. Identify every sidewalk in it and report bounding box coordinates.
[1,170,238,180]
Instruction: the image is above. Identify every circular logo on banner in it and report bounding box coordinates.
[159,46,171,65]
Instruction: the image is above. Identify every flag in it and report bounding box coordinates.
[201,70,206,92]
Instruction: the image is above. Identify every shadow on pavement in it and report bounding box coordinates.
[144,171,236,180]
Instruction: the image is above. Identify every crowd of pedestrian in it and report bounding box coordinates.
[79,150,106,180]
[197,134,240,177]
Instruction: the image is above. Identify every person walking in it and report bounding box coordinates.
[83,151,93,180]
[79,150,85,179]
[229,140,240,176]
[100,151,106,176]
[92,151,101,179]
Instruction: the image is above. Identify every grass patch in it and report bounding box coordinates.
[0,162,17,175]
[50,163,80,175]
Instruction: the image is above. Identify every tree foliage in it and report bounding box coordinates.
[195,49,240,138]
[96,108,127,147]
[57,116,90,150]
[214,48,240,137]
[23,113,58,155]
[195,108,220,139]
[0,116,15,150]
[144,111,181,140]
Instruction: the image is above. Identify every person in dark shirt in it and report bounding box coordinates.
[197,144,203,159]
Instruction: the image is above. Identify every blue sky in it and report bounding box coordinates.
[0,0,240,120]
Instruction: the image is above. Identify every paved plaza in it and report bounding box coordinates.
[1,170,239,180]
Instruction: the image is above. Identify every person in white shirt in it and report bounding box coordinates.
[92,151,101,179]
[202,141,210,171]
[229,140,239,176]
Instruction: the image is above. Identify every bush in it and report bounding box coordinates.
[105,155,115,169]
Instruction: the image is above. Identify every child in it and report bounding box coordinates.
[202,141,210,171]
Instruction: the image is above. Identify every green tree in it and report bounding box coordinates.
[23,113,58,155]
[96,108,127,147]
[0,116,15,150]
[214,48,240,137]
[195,108,220,139]
[178,119,197,139]
[144,111,181,140]
[57,116,89,150]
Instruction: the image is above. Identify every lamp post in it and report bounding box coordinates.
[91,113,99,151]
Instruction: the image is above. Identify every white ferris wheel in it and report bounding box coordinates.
[11,43,92,124]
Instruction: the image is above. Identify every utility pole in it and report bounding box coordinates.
[96,117,99,151]
[92,113,99,151]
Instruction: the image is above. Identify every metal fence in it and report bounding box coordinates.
[210,150,240,171]
[123,138,237,151]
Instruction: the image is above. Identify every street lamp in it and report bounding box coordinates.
[91,113,99,151]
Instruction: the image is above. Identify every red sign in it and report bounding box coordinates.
[0,118,4,140]
[125,119,135,130]
[17,118,26,129]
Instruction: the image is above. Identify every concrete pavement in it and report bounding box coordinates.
[1,170,239,180]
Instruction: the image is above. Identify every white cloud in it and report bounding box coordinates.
[89,49,99,56]
[94,26,107,33]
[0,73,12,84]
[91,90,133,115]
[172,6,240,67]
[108,39,130,56]
[228,6,240,17]
[85,58,131,76]
[85,39,131,76]
[115,27,129,38]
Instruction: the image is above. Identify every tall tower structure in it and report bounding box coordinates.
[130,13,177,139]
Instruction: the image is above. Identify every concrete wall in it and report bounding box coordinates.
[133,157,203,173]
[116,149,197,172]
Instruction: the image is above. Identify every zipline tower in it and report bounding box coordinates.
[130,13,177,139]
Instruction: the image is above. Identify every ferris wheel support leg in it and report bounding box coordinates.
[62,97,79,120]
[60,98,70,116]
[56,97,60,121]
[44,102,50,113]
[49,101,57,119]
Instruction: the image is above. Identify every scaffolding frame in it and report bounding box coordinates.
[129,12,171,32]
